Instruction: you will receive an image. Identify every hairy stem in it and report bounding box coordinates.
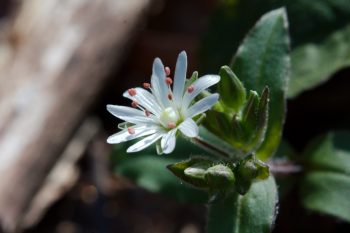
[191,136,231,159]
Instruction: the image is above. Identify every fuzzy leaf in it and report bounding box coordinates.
[231,8,290,160]
[207,176,278,233]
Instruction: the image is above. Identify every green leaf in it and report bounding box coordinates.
[300,131,350,222]
[288,24,350,98]
[207,176,278,233]
[231,8,290,160]
[218,66,246,113]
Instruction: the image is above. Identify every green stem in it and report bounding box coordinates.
[207,193,239,233]
[192,136,231,159]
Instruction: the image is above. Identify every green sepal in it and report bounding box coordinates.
[203,110,232,142]
[118,122,133,130]
[205,164,235,189]
[234,154,270,195]
[185,71,199,89]
[156,140,163,155]
[184,162,209,181]
[252,86,269,149]
[167,157,213,189]
[230,114,245,149]
[241,90,259,134]
[193,113,206,125]
[228,87,269,153]
[218,66,246,113]
[254,158,270,180]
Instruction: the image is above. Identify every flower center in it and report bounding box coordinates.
[160,107,179,128]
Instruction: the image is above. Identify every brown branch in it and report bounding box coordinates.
[0,0,155,231]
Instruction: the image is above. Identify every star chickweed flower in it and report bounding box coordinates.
[107,51,220,154]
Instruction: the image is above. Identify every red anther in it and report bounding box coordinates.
[145,109,151,117]
[187,85,194,93]
[128,127,135,134]
[166,77,173,85]
[131,101,139,108]
[128,88,137,96]
[143,82,151,89]
[167,122,176,129]
[167,93,173,100]
[165,66,171,76]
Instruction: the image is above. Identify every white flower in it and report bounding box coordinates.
[107,51,220,154]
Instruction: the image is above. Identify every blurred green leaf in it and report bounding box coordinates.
[303,131,350,175]
[300,131,350,222]
[288,24,350,98]
[112,138,208,204]
[301,172,350,222]
[200,0,350,74]
[231,8,290,160]
[207,176,278,233]
[115,155,208,204]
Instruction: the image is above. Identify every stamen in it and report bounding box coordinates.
[167,122,176,129]
[143,82,151,89]
[166,77,173,85]
[187,85,194,93]
[131,101,139,108]
[167,93,173,100]
[127,127,135,134]
[165,66,171,76]
[128,88,137,96]
[145,109,151,117]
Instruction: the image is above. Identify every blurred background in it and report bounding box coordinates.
[0,0,349,232]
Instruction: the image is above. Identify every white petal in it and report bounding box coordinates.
[186,93,219,118]
[173,51,187,107]
[107,105,154,124]
[123,88,162,116]
[151,58,170,108]
[126,132,163,153]
[178,118,199,138]
[107,124,159,144]
[161,129,177,154]
[182,75,220,109]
